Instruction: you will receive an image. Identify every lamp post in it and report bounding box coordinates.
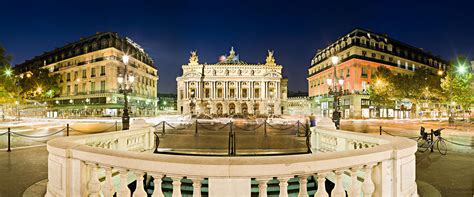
[118,55,135,130]
[327,56,344,129]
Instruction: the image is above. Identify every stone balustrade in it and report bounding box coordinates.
[45,118,418,197]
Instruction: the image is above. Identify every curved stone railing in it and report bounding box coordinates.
[45,119,418,197]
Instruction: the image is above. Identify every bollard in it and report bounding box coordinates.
[228,124,232,156]
[162,121,165,134]
[379,126,382,135]
[233,131,236,156]
[66,124,70,136]
[7,128,11,152]
[264,119,267,137]
[195,119,198,136]
[154,133,160,154]
[296,120,300,137]
[430,130,434,152]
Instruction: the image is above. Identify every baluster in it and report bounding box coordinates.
[298,175,308,197]
[362,164,376,197]
[150,174,164,197]
[189,177,202,197]
[87,163,101,197]
[348,167,361,197]
[330,170,345,197]
[256,178,270,197]
[171,176,182,197]
[314,173,329,197]
[117,169,131,197]
[277,177,291,197]
[102,166,115,197]
[133,171,147,197]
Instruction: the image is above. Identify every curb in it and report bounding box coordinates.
[23,179,47,197]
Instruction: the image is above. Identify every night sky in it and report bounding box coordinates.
[1,0,473,94]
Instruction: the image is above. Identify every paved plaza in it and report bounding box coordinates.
[0,119,472,196]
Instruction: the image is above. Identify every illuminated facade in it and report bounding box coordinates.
[177,47,288,116]
[307,28,448,119]
[15,32,159,117]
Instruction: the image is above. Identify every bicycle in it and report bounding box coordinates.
[416,127,447,155]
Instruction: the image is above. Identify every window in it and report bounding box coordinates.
[100,81,106,91]
[362,67,368,78]
[100,66,105,76]
[82,69,87,78]
[346,68,350,77]
[371,53,376,58]
[229,89,235,98]
[67,73,71,81]
[91,82,96,92]
[362,51,367,56]
[91,68,96,77]
[381,55,385,60]
[74,84,78,94]
[254,88,260,98]
[361,99,370,106]
[205,88,210,98]
[397,60,401,67]
[74,71,78,80]
[217,89,223,98]
[242,89,248,98]
[66,85,70,95]
[82,83,86,93]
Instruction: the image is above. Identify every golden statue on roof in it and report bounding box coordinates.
[266,50,276,65]
[189,50,199,65]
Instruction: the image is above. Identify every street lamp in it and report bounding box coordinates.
[328,56,344,129]
[118,55,134,130]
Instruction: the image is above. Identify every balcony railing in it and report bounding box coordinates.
[45,118,417,197]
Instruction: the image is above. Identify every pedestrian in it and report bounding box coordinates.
[309,113,316,127]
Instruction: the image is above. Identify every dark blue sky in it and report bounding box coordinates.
[1,0,473,93]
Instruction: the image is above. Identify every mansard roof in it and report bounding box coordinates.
[15,32,155,71]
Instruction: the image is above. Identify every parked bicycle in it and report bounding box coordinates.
[416,127,447,155]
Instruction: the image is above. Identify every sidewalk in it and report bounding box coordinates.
[0,147,48,197]
[416,151,474,196]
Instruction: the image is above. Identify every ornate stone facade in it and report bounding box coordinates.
[16,32,159,117]
[177,47,287,116]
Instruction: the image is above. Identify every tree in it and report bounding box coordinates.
[4,68,61,102]
[392,67,444,116]
[368,66,397,108]
[441,57,473,118]
[0,44,15,120]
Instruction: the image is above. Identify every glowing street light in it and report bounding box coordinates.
[326,78,333,85]
[338,79,344,86]
[456,64,467,74]
[4,68,12,77]
[437,70,444,76]
[331,56,339,65]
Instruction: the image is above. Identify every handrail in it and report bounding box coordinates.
[45,119,418,197]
